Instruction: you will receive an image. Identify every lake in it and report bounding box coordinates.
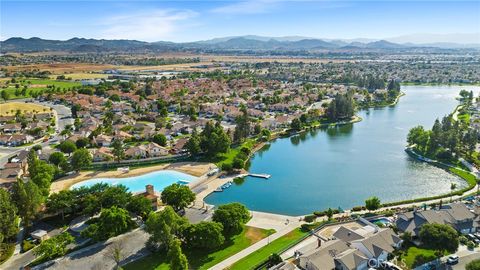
[205,85,480,216]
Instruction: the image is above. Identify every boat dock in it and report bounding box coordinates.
[248,173,271,179]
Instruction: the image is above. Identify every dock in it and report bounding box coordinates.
[248,173,271,179]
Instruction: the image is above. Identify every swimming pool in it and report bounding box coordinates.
[369,217,392,226]
[70,170,197,193]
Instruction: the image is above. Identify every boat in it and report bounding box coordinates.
[214,187,223,192]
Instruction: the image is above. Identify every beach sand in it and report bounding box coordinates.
[50,162,215,193]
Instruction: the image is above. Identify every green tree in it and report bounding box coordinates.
[182,221,225,250]
[233,105,250,143]
[161,184,195,212]
[145,206,187,251]
[111,139,124,163]
[12,180,42,228]
[185,130,201,156]
[46,190,74,220]
[101,185,131,209]
[419,223,459,253]
[33,232,74,260]
[48,152,67,167]
[365,196,381,211]
[82,206,133,241]
[0,189,18,242]
[168,239,188,270]
[127,195,153,219]
[58,140,77,155]
[71,148,92,170]
[290,118,302,130]
[212,203,250,237]
[152,134,167,147]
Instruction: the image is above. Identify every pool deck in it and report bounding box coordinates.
[50,162,214,194]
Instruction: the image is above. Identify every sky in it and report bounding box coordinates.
[1,0,479,43]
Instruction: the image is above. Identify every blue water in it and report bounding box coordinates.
[206,86,480,215]
[70,170,197,193]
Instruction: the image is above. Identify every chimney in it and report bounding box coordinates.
[146,185,154,195]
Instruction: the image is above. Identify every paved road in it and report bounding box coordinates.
[451,252,480,270]
[0,100,72,167]
[36,229,150,270]
[1,248,36,270]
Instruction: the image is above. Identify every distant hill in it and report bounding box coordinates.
[1,35,477,53]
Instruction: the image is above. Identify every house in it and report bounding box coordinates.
[1,123,22,133]
[8,134,34,146]
[125,146,147,159]
[396,203,479,236]
[298,225,402,270]
[171,138,188,154]
[93,134,113,147]
[145,142,169,157]
[91,147,114,162]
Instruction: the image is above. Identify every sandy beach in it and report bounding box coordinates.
[50,162,215,193]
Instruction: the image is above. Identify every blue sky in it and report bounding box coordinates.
[1,1,479,42]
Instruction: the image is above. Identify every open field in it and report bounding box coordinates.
[48,73,109,80]
[123,226,274,270]
[0,101,52,115]
[1,78,81,99]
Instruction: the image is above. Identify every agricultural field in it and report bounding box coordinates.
[0,78,81,99]
[0,101,52,115]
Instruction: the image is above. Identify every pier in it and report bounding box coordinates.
[248,173,271,179]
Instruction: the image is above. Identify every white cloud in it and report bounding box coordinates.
[211,0,279,15]
[99,9,197,41]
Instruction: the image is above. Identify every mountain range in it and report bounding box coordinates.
[1,35,479,53]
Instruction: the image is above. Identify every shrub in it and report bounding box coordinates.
[0,243,15,264]
[221,163,233,172]
[459,235,469,245]
[313,211,325,217]
[304,214,316,223]
[467,241,476,250]
[351,206,366,212]
[22,240,36,252]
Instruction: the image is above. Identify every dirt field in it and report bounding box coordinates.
[0,102,52,115]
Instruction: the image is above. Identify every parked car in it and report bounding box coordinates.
[447,255,459,265]
[468,234,476,241]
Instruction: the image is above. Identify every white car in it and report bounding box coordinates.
[447,254,459,265]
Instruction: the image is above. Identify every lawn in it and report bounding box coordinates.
[0,102,53,115]
[215,139,256,168]
[228,227,308,270]
[123,226,274,270]
[399,246,441,269]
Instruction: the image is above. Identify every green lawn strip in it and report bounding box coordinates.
[228,228,308,270]
[215,139,256,168]
[398,246,449,269]
[123,226,274,270]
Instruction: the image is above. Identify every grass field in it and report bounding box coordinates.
[228,228,308,270]
[0,102,52,115]
[1,79,81,99]
[123,226,274,270]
